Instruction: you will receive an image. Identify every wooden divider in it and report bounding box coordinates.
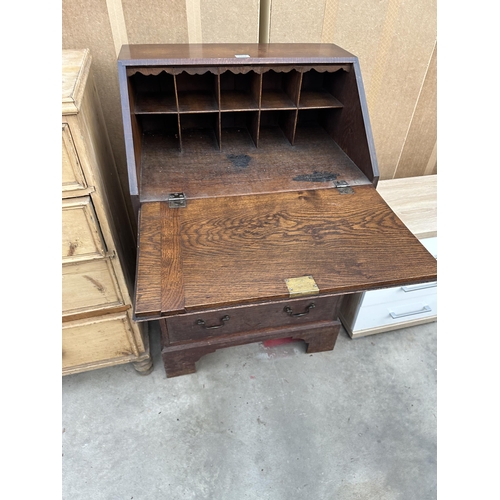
[128,65,347,153]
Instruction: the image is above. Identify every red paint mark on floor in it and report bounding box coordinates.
[262,337,296,348]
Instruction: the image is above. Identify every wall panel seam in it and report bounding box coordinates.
[186,0,202,43]
[321,0,337,43]
[424,141,437,175]
[393,39,437,178]
[259,0,271,43]
[105,0,129,56]
[366,0,403,111]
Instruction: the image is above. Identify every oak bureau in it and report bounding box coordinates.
[117,44,437,377]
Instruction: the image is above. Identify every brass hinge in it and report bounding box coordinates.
[168,193,187,208]
[285,275,320,298]
[334,180,354,194]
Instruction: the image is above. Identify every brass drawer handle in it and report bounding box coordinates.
[196,315,230,329]
[284,303,316,317]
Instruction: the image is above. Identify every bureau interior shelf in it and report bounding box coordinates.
[129,64,368,201]
[220,71,259,111]
[129,65,346,115]
[123,55,378,204]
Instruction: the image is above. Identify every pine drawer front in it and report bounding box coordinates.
[62,259,124,316]
[164,295,342,344]
[62,123,87,193]
[62,197,106,262]
[353,294,437,331]
[62,312,139,370]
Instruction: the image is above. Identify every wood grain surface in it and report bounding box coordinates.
[135,185,437,318]
[376,174,437,239]
[118,43,356,64]
[134,203,162,316]
[160,202,185,313]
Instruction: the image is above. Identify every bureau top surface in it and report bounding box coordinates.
[134,185,437,320]
[118,43,357,65]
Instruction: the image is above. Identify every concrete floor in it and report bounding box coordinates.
[62,320,437,500]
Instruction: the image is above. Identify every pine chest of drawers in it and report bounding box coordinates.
[62,49,152,375]
[117,43,437,377]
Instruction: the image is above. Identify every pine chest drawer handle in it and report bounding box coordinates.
[389,305,431,319]
[284,303,316,317]
[196,315,230,329]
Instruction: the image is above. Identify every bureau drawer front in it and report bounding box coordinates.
[62,123,87,193]
[164,295,342,343]
[62,196,106,262]
[354,295,437,331]
[62,259,124,316]
[62,312,138,369]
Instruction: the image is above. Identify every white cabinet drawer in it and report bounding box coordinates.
[353,294,437,331]
[420,236,437,258]
[361,280,437,307]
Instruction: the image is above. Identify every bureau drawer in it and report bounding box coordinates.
[62,197,106,262]
[62,258,124,316]
[62,312,139,370]
[163,294,342,343]
[62,123,87,193]
[353,294,437,331]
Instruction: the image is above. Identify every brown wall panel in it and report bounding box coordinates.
[394,43,437,178]
[122,0,188,44]
[363,0,436,179]
[269,0,326,43]
[200,0,260,43]
[323,0,393,98]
